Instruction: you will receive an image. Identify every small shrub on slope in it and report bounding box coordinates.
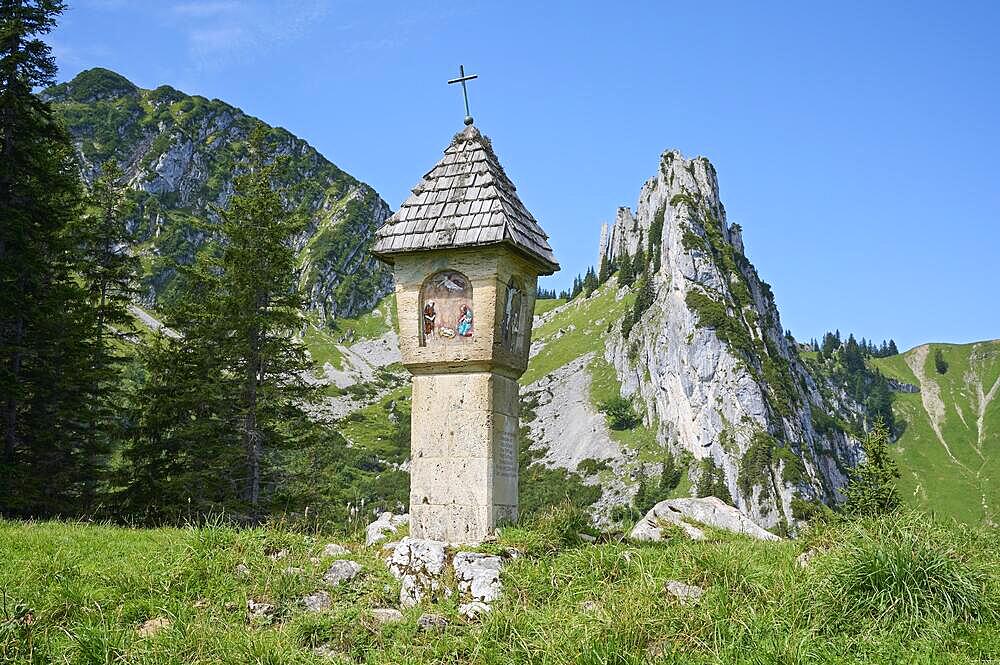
[843,418,901,518]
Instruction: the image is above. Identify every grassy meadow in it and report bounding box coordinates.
[1,509,998,664]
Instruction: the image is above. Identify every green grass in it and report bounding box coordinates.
[2,510,997,664]
[589,355,661,461]
[522,284,632,386]
[532,297,566,317]
[871,341,1000,525]
[303,297,397,371]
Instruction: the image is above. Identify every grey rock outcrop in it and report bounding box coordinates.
[366,512,409,546]
[453,552,503,604]
[630,497,781,542]
[302,590,332,612]
[599,149,864,528]
[322,560,362,586]
[664,580,704,606]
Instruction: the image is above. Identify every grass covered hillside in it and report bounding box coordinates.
[871,341,1000,526]
[2,509,998,664]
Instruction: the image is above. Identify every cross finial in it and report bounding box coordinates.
[447,64,478,126]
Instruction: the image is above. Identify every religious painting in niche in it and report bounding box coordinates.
[498,278,524,353]
[419,270,474,347]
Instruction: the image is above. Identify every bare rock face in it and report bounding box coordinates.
[366,512,409,546]
[598,149,864,529]
[630,497,781,542]
[303,590,332,612]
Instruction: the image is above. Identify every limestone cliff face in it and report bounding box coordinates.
[599,150,863,529]
[45,68,391,319]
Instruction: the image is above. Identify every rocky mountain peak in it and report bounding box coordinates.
[600,148,863,530]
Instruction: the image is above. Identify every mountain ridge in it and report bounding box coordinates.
[45,67,393,320]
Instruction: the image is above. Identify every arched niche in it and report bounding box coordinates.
[497,277,526,354]
[419,270,474,347]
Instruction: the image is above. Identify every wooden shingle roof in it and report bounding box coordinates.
[372,125,559,275]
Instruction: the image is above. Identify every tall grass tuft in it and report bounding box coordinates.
[800,511,998,637]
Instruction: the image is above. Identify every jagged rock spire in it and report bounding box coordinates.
[372,125,558,274]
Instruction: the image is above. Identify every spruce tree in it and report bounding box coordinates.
[0,0,104,515]
[120,125,316,521]
[617,250,634,287]
[843,418,900,517]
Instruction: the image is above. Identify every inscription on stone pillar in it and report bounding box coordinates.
[496,417,517,479]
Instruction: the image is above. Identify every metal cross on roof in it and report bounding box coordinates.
[447,64,478,126]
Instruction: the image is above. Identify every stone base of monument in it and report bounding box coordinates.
[384,537,517,619]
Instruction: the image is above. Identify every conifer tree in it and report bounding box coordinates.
[887,339,899,356]
[120,125,317,521]
[843,418,900,517]
[617,250,634,287]
[0,0,104,515]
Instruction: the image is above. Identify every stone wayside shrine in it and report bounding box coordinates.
[371,98,558,544]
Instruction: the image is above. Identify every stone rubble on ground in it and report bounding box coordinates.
[371,608,404,624]
[664,580,704,606]
[386,537,449,608]
[235,563,250,576]
[417,613,449,631]
[796,549,820,568]
[321,543,349,557]
[384,538,513,619]
[323,559,362,586]
[365,512,409,546]
[453,552,503,604]
[458,601,491,621]
[630,497,781,542]
[302,590,332,613]
[246,599,275,623]
[283,566,304,576]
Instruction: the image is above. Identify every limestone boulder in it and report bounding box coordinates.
[453,552,503,604]
[366,512,409,546]
[664,580,704,606]
[386,537,449,608]
[323,559,362,586]
[630,497,781,542]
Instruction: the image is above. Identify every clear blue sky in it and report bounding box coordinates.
[49,0,999,351]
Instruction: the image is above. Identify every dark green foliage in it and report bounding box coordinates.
[695,457,733,504]
[599,396,641,430]
[0,0,111,516]
[811,404,847,435]
[684,290,753,354]
[576,457,610,476]
[613,451,685,523]
[738,431,776,499]
[843,419,901,518]
[582,266,598,297]
[118,125,318,522]
[617,249,634,287]
[647,205,664,273]
[934,348,949,374]
[621,274,655,338]
[808,331,897,430]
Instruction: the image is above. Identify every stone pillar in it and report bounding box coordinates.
[409,371,519,542]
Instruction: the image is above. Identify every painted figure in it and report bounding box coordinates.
[423,301,436,336]
[456,304,474,337]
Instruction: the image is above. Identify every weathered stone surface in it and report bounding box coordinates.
[417,613,449,631]
[458,601,491,621]
[596,149,865,528]
[283,566,304,576]
[371,608,404,624]
[365,512,408,546]
[796,549,820,568]
[323,559,362,586]
[246,599,275,623]
[321,543,349,557]
[630,497,781,542]
[386,538,449,608]
[303,590,332,612]
[664,580,704,606]
[453,552,503,604]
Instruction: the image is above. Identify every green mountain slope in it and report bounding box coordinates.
[871,341,1000,525]
[44,67,392,319]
